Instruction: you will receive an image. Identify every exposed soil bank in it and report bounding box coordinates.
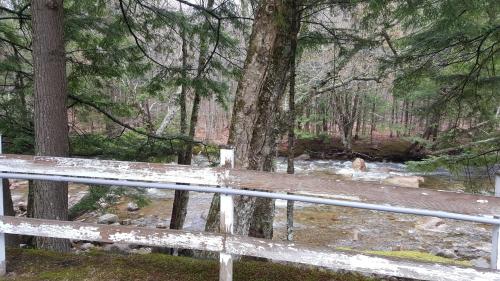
[278,137,425,162]
[3,248,375,281]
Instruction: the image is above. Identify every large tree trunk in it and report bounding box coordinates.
[205,0,297,238]
[32,0,71,252]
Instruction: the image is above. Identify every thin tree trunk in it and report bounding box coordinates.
[3,179,19,247]
[354,98,362,140]
[32,0,70,252]
[390,98,395,138]
[177,7,189,165]
[170,0,213,234]
[404,99,409,136]
[370,102,376,144]
[286,0,300,241]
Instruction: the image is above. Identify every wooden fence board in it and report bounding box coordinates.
[1,154,499,216]
[0,216,498,281]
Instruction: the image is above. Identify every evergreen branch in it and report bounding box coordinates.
[173,0,221,19]
[0,5,30,20]
[198,19,221,76]
[68,94,203,145]
[381,30,398,57]
[430,137,500,156]
[0,36,31,51]
[118,0,185,72]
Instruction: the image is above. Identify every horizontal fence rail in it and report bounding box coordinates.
[0,172,499,225]
[1,154,500,217]
[0,216,498,281]
[0,152,499,280]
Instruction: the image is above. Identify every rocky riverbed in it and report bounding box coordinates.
[7,156,495,268]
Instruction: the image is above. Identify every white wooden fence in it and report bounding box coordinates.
[0,147,499,280]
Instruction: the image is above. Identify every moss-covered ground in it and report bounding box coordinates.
[1,248,377,281]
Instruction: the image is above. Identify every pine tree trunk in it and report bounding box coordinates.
[286,4,299,240]
[32,0,70,252]
[177,6,189,165]
[2,179,19,247]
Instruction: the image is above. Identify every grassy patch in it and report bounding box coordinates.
[336,247,470,267]
[2,248,377,281]
[364,250,471,267]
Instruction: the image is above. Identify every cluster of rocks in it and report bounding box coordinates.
[76,201,169,255]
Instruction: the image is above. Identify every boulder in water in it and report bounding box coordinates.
[352,158,367,172]
[383,176,424,188]
[415,217,447,232]
[295,154,310,160]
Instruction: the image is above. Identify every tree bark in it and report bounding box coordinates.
[370,102,376,144]
[2,179,19,247]
[205,0,297,239]
[390,98,396,138]
[286,0,300,241]
[32,0,71,252]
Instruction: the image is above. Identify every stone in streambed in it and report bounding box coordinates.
[127,202,140,212]
[352,158,367,172]
[383,176,424,188]
[97,213,118,224]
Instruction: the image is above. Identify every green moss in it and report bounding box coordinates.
[4,248,377,281]
[364,250,471,267]
[336,247,471,267]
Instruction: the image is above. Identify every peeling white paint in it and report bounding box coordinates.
[108,231,223,251]
[220,253,232,265]
[0,155,220,186]
[477,199,488,204]
[0,221,102,241]
[220,195,234,234]
[225,236,500,281]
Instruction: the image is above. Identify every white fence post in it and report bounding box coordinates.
[0,134,5,275]
[219,148,234,281]
[492,172,500,270]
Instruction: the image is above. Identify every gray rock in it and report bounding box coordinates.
[103,243,131,254]
[80,242,95,251]
[120,219,132,225]
[383,176,424,188]
[431,248,458,259]
[352,158,367,172]
[415,217,448,232]
[127,202,140,212]
[156,223,168,229]
[471,257,489,268]
[97,213,118,224]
